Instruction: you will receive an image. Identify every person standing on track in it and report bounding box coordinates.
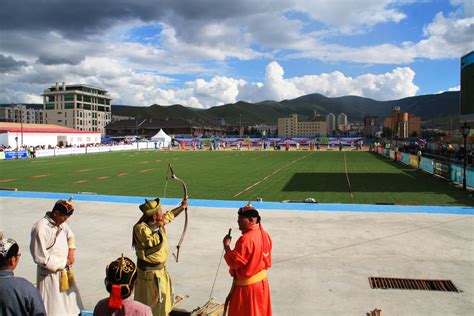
[222,204,273,316]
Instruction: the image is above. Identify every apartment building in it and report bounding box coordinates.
[0,104,44,124]
[337,113,348,131]
[326,113,336,135]
[277,114,327,137]
[383,107,421,138]
[42,82,112,134]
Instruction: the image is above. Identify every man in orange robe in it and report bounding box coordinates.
[223,204,273,316]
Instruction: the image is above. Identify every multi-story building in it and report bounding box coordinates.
[383,107,421,138]
[363,115,380,136]
[337,113,348,131]
[42,82,112,134]
[277,113,327,137]
[326,113,336,135]
[0,104,44,124]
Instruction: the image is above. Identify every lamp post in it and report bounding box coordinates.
[460,121,470,190]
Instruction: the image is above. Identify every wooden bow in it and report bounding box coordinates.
[168,163,188,262]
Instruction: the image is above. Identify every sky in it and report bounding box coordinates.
[0,0,473,109]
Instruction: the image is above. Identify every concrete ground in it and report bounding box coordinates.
[1,195,473,315]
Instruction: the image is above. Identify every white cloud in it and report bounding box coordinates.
[0,59,420,107]
[294,0,407,32]
[237,62,418,102]
[0,0,469,107]
[415,12,474,59]
[451,0,474,17]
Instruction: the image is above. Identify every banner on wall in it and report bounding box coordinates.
[4,151,28,159]
[409,154,419,168]
[434,161,450,179]
[419,157,434,174]
[450,164,474,188]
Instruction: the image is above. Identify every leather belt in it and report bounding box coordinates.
[137,258,165,271]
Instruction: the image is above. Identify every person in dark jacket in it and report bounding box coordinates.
[0,233,46,316]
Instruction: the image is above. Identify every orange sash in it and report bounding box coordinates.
[233,269,267,286]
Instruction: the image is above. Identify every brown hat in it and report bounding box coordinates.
[139,198,161,217]
[52,199,74,216]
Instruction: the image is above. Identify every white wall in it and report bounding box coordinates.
[1,132,101,147]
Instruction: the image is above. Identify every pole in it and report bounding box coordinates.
[390,106,394,149]
[20,106,24,147]
[15,136,18,160]
[463,134,467,190]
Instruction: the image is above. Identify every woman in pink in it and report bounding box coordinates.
[223,204,273,316]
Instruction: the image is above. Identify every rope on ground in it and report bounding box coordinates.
[273,216,472,265]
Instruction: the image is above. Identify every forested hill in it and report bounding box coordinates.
[112,91,459,125]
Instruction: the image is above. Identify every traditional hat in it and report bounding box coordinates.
[105,255,137,309]
[0,234,19,259]
[238,204,260,219]
[139,198,161,217]
[52,199,74,216]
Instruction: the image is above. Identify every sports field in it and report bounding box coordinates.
[0,150,472,206]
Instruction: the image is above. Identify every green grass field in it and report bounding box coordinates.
[1,150,472,206]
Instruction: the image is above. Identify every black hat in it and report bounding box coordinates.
[238,204,260,219]
[104,255,137,299]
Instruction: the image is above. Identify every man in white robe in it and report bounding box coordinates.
[30,199,83,316]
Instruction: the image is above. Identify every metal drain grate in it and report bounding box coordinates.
[369,277,459,292]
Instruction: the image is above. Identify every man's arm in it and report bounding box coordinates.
[30,224,67,272]
[170,199,188,217]
[65,224,76,266]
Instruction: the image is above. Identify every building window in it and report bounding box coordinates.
[65,103,74,109]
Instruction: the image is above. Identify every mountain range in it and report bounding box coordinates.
[112,91,460,127]
[2,91,460,128]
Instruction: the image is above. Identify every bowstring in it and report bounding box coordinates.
[163,164,171,198]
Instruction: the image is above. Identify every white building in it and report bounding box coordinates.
[326,113,336,135]
[0,122,101,148]
[337,113,348,131]
[42,83,112,135]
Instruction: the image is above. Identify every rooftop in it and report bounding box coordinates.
[0,122,98,134]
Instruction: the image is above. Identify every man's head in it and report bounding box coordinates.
[0,234,20,270]
[49,199,74,225]
[105,255,137,308]
[139,198,163,224]
[237,204,260,231]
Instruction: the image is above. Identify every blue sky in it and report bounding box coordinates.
[0,0,473,108]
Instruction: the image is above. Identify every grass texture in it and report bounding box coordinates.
[1,150,472,206]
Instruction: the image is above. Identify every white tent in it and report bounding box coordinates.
[150,129,171,148]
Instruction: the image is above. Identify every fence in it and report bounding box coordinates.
[375,147,473,189]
